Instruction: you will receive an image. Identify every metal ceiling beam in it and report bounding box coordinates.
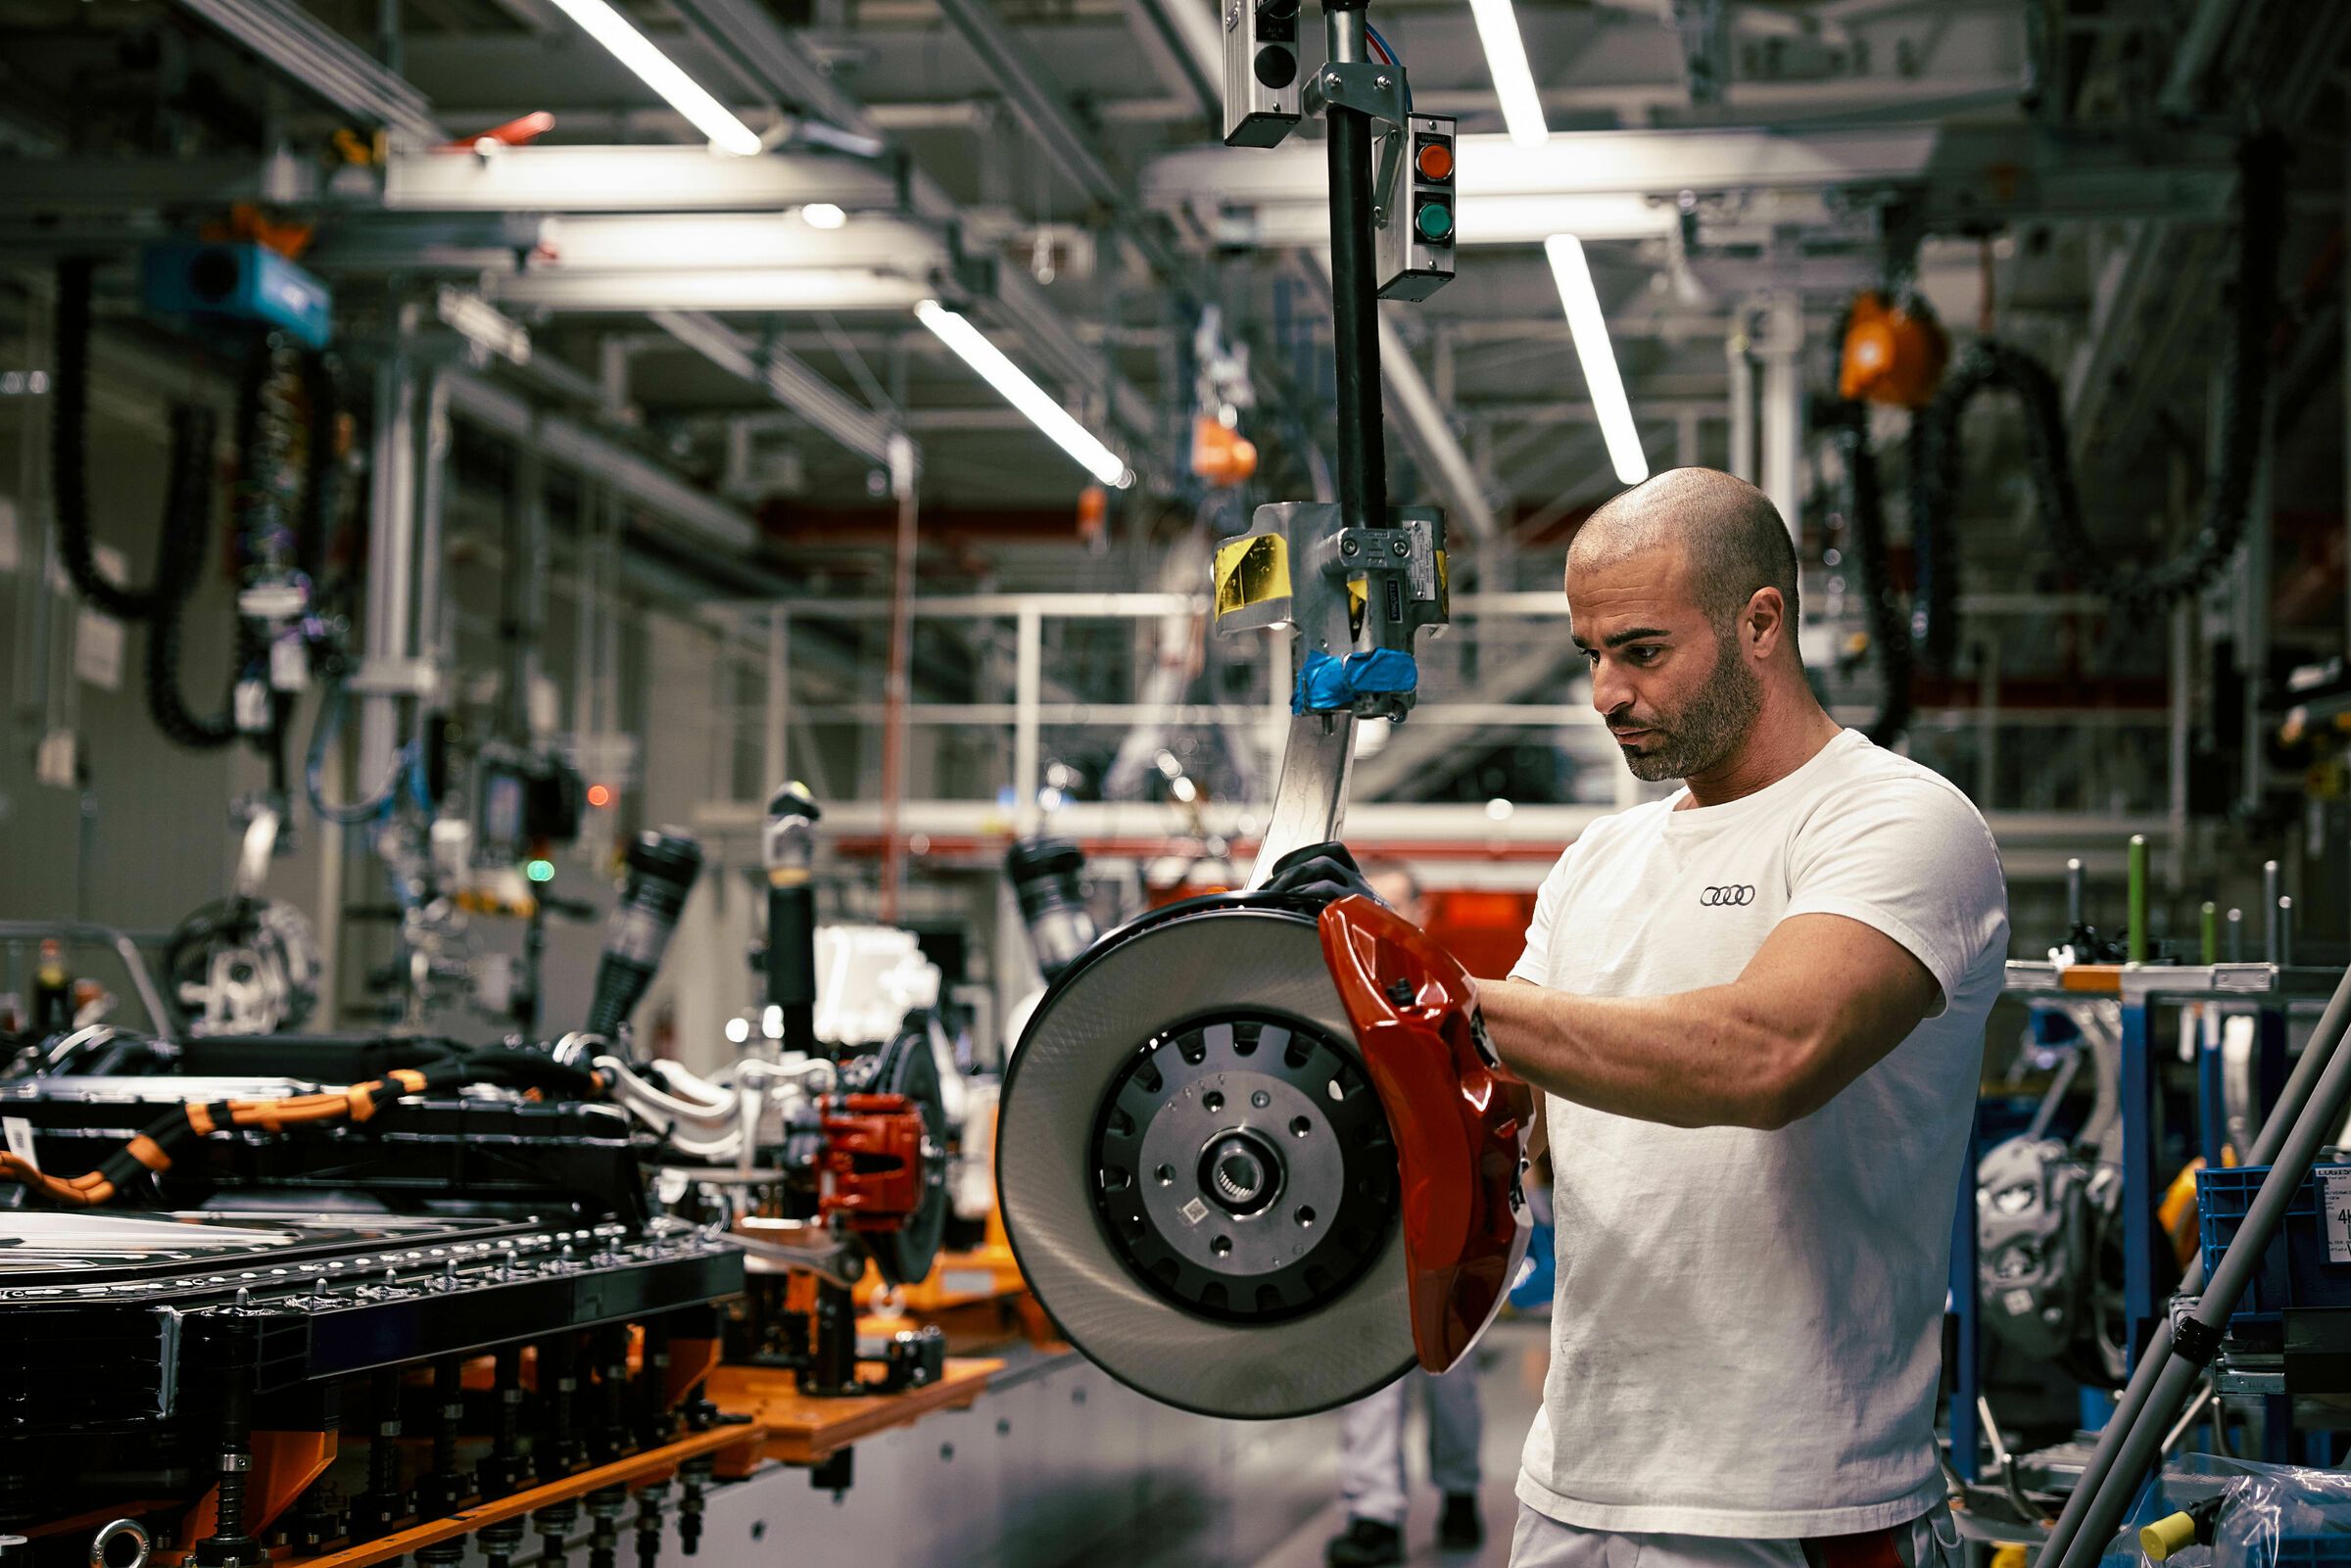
[665,0,1161,451]
[651,309,905,472]
[432,70,2026,137]
[667,0,878,135]
[1279,253,1495,544]
[170,0,445,144]
[1376,310,1497,543]
[2157,0,2243,118]
[441,369,759,555]
[1145,125,1945,207]
[478,0,563,31]
[0,153,323,210]
[927,0,1196,294]
[1115,0,1222,125]
[1143,124,2237,231]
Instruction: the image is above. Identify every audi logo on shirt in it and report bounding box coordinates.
[1700,884,1756,907]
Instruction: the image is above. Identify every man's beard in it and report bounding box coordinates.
[1616,630,1763,782]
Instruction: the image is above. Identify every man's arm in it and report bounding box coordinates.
[1477,913,1941,1131]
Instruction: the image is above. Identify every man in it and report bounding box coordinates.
[1274,467,2004,1568]
[1326,862,1487,1568]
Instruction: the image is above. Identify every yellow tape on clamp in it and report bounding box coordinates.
[1213,534,1290,618]
[1434,548,1449,616]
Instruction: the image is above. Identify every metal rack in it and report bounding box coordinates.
[1951,960,2336,1480]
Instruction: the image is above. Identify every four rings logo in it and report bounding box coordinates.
[1700,884,1755,907]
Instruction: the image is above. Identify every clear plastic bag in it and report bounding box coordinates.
[2106,1455,2351,1568]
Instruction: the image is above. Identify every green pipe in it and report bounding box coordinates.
[2201,902,2218,966]
[2128,833,2149,965]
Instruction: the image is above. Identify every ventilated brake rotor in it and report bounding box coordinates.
[998,899,1415,1418]
[866,1027,951,1287]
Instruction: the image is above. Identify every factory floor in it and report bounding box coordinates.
[1108,1315,1551,1568]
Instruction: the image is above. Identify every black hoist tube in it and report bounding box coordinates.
[1322,0,1386,533]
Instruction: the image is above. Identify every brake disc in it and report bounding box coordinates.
[997,898,1415,1418]
[867,1027,951,1287]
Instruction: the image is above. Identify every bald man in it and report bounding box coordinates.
[1470,469,2007,1568]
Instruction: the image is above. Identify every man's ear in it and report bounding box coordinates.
[1745,587,1787,657]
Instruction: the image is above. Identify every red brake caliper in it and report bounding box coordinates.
[816,1092,928,1236]
[1319,895,1535,1372]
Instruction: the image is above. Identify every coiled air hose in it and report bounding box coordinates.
[1828,404,1913,745]
[49,259,210,622]
[1906,133,2287,673]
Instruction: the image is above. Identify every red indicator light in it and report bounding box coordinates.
[1415,142,1454,181]
[587,784,614,808]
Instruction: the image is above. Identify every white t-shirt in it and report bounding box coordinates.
[1510,729,2008,1539]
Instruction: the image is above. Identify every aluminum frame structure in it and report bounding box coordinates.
[678,591,2190,886]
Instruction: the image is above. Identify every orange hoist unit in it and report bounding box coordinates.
[1839,291,1949,408]
[1190,415,1259,488]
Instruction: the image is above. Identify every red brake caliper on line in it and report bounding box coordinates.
[1318,895,1535,1373]
[816,1092,927,1235]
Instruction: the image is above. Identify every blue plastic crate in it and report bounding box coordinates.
[2196,1164,2351,1326]
[2275,1536,2351,1568]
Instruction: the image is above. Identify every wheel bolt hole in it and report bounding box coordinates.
[1290,1116,1312,1138]
[1296,1206,1316,1228]
[1154,1163,1176,1185]
[1211,1236,1232,1258]
[1251,1090,1271,1109]
[1203,1091,1223,1114]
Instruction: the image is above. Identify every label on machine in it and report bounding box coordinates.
[2326,1171,2351,1263]
[3,1117,39,1172]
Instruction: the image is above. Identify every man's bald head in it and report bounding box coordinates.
[1569,467,1799,636]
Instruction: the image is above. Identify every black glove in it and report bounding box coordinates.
[1261,840,1384,909]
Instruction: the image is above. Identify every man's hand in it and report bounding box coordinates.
[1261,841,1384,908]
[1474,914,1942,1130]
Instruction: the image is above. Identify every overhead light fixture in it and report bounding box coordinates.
[490,268,932,311]
[1465,0,1547,148]
[1455,194,1667,245]
[544,0,763,156]
[914,300,1130,488]
[800,203,847,230]
[1543,234,1648,486]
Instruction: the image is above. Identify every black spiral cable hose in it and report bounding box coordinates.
[50,259,210,622]
[1831,405,1914,746]
[1907,133,2288,673]
[145,404,242,752]
[298,351,340,585]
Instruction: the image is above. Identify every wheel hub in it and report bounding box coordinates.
[1203,1131,1279,1215]
[1091,1013,1393,1323]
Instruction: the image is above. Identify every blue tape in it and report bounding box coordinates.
[1294,647,1418,713]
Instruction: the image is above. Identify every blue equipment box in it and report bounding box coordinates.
[2196,1164,2351,1326]
[139,242,333,349]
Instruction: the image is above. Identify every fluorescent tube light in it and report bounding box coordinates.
[915,301,1130,488]
[1543,234,1648,486]
[1466,0,1548,148]
[544,0,764,156]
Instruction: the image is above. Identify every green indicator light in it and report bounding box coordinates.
[525,858,555,883]
[1415,203,1453,241]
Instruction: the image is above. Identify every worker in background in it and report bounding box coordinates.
[1324,860,1486,1567]
[1272,467,2007,1568]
